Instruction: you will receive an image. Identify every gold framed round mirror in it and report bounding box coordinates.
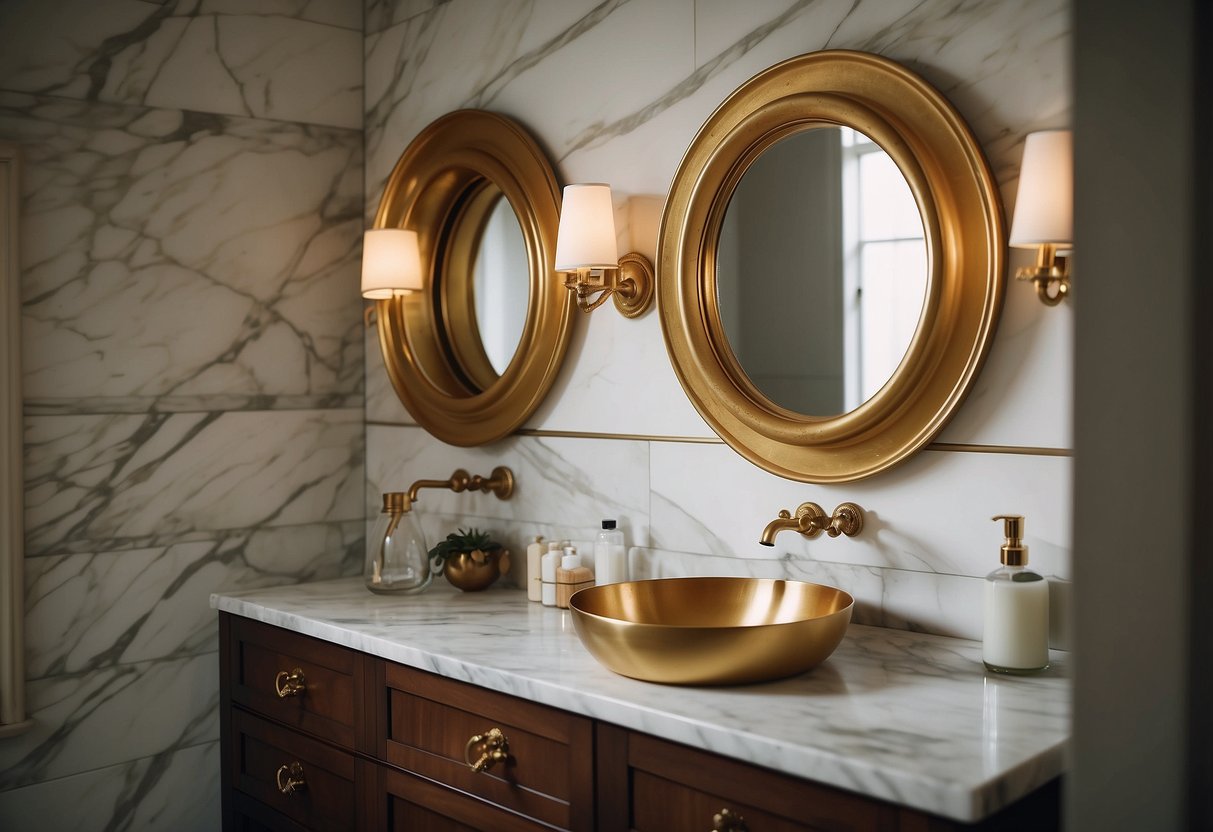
[659,51,1004,482]
[373,110,572,446]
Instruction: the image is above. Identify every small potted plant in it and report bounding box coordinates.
[428,528,510,592]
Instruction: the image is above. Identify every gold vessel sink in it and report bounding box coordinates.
[568,577,853,685]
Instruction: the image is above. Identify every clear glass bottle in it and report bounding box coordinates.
[365,492,431,594]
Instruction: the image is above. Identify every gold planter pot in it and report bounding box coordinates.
[441,549,509,592]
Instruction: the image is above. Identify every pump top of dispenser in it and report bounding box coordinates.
[602,519,616,530]
[992,514,1028,566]
[382,492,411,513]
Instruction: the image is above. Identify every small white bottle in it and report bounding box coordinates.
[526,536,546,602]
[593,520,627,585]
[983,514,1049,674]
[541,542,562,607]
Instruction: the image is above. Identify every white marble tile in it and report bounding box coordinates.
[365,0,445,34]
[213,579,1069,822]
[0,653,219,790]
[0,92,363,407]
[24,520,362,679]
[364,313,415,424]
[0,0,363,128]
[366,424,650,542]
[24,409,365,556]
[0,741,220,832]
[649,441,1071,581]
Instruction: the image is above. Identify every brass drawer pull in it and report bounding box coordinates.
[464,726,510,773]
[276,761,306,795]
[274,668,305,698]
[712,808,749,832]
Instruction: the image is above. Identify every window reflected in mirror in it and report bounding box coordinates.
[472,195,529,376]
[716,126,927,416]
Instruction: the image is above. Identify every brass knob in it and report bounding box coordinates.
[712,808,749,832]
[274,668,305,698]
[276,761,306,795]
[464,727,510,773]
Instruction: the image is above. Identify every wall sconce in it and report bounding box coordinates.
[554,184,654,317]
[362,228,423,299]
[1009,129,1073,306]
[361,227,422,326]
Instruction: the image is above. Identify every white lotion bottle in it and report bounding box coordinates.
[983,514,1049,674]
[593,520,627,585]
[526,535,545,602]
[541,541,562,607]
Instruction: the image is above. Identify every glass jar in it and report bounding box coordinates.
[364,492,431,594]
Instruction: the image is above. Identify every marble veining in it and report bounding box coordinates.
[213,578,1069,822]
[0,652,219,791]
[0,92,363,408]
[0,0,363,128]
[24,520,363,679]
[0,740,219,832]
[24,409,364,556]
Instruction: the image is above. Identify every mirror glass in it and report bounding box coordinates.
[472,194,529,375]
[716,126,927,416]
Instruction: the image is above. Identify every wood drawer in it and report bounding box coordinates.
[228,709,362,832]
[368,761,551,831]
[599,726,895,832]
[377,662,594,831]
[226,615,367,750]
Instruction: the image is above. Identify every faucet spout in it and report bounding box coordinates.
[759,510,800,546]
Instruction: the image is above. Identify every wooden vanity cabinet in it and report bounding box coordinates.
[219,614,1057,832]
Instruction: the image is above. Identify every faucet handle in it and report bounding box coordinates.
[793,503,830,538]
[826,502,865,537]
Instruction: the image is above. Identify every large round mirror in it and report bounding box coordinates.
[716,125,928,417]
[373,110,572,446]
[659,51,1004,483]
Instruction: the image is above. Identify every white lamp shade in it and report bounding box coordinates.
[361,228,422,299]
[1009,129,1073,247]
[555,183,618,270]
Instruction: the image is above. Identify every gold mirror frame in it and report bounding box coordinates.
[659,51,1004,483]
[373,110,572,446]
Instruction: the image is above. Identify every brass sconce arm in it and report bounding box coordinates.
[1016,243,1070,306]
[759,502,864,546]
[562,252,654,318]
[406,466,516,504]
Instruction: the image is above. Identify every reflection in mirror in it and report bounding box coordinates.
[716,127,926,416]
[472,195,529,375]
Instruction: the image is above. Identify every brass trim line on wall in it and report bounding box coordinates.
[365,422,1072,457]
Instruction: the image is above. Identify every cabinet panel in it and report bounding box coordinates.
[229,709,358,832]
[598,724,897,832]
[371,762,550,832]
[228,616,362,750]
[380,662,594,831]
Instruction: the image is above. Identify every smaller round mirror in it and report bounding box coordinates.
[715,126,927,417]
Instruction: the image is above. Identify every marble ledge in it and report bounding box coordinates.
[211,577,1069,823]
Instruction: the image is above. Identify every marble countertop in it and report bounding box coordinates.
[211,577,1069,822]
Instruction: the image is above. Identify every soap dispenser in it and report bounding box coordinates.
[364,492,431,595]
[984,515,1049,674]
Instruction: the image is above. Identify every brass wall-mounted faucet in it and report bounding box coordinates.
[405,466,515,508]
[759,502,864,546]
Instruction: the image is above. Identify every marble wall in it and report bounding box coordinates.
[364,0,1073,643]
[0,1,364,829]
